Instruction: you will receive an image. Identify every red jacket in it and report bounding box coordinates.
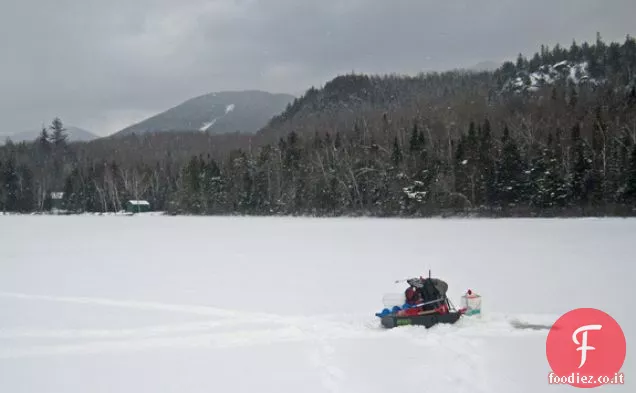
[405,287,422,305]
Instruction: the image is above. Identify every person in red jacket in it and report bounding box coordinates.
[404,285,423,305]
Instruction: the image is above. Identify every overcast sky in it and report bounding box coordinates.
[1,0,635,137]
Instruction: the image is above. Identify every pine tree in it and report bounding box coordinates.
[334,132,342,149]
[237,152,256,213]
[496,126,525,208]
[528,134,568,210]
[588,107,606,205]
[528,142,549,208]
[453,137,469,200]
[1,156,19,211]
[16,164,35,212]
[62,167,82,212]
[49,117,67,147]
[477,119,495,206]
[38,127,50,152]
[545,135,570,208]
[82,164,100,212]
[623,144,636,202]
[604,138,623,205]
[180,156,203,213]
[199,156,220,213]
[42,190,53,211]
[569,123,590,206]
[391,136,403,167]
[409,122,421,153]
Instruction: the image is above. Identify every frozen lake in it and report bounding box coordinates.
[0,215,632,392]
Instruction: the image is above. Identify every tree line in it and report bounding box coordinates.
[1,34,636,216]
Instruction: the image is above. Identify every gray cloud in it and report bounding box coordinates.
[1,0,634,136]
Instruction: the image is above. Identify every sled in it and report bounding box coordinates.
[380,309,463,329]
[375,272,479,329]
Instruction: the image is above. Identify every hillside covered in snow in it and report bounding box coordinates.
[497,34,635,96]
[501,60,600,93]
[113,90,294,137]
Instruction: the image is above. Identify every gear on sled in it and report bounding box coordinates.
[375,271,478,329]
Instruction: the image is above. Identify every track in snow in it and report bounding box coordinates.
[0,291,554,360]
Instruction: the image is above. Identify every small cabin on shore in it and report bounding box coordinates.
[126,200,151,213]
[50,192,64,210]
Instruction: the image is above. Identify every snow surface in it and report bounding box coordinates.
[0,216,633,393]
[199,104,234,131]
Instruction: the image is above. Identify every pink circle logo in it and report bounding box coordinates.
[546,308,626,388]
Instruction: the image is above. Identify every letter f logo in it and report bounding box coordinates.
[572,324,602,368]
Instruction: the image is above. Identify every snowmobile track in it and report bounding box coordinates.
[0,292,556,360]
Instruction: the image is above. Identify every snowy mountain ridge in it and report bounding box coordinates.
[502,60,601,94]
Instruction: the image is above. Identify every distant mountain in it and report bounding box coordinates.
[113,90,295,137]
[468,60,501,72]
[255,71,495,142]
[2,126,98,144]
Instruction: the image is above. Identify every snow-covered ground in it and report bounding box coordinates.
[0,216,632,392]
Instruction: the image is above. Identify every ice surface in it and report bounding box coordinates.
[0,215,632,392]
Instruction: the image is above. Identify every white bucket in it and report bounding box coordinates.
[460,291,482,316]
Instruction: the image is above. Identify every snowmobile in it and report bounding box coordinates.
[375,272,479,329]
